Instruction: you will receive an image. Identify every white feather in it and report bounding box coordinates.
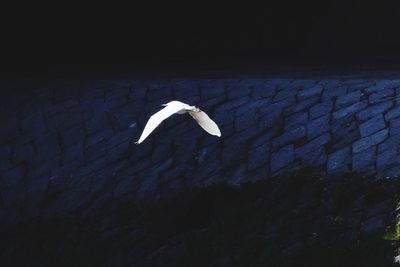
[136,100,221,144]
[136,101,191,144]
[189,110,221,137]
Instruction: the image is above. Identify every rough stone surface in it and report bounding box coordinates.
[2,78,400,225]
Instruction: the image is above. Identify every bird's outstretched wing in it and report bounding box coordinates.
[136,102,189,144]
[189,110,221,137]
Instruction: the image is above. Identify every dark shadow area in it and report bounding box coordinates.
[1,169,399,266]
[2,1,400,78]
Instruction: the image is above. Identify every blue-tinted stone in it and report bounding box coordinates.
[113,175,137,197]
[298,85,323,100]
[272,126,306,149]
[146,83,172,102]
[356,101,392,121]
[377,146,399,170]
[259,103,280,117]
[259,110,282,131]
[200,85,226,100]
[335,91,360,109]
[151,143,172,163]
[333,101,367,119]
[227,85,250,99]
[1,165,25,188]
[252,83,275,98]
[353,129,389,153]
[378,134,400,154]
[296,133,330,155]
[213,110,235,127]
[307,115,330,140]
[107,140,130,163]
[271,144,294,172]
[346,80,374,92]
[352,146,376,172]
[85,140,107,162]
[214,97,250,113]
[274,88,296,102]
[298,146,327,166]
[86,129,113,146]
[309,100,333,119]
[73,157,107,178]
[283,96,319,116]
[327,146,351,174]
[235,102,264,117]
[107,129,135,148]
[322,86,347,100]
[385,106,400,121]
[62,142,84,164]
[20,112,47,141]
[62,123,85,147]
[68,105,93,124]
[222,139,247,167]
[359,115,386,137]
[235,109,259,132]
[104,91,128,110]
[198,95,225,109]
[35,133,61,162]
[128,88,147,102]
[12,142,34,164]
[84,112,108,135]
[173,85,199,99]
[285,112,307,130]
[390,117,400,136]
[290,79,317,90]
[248,143,270,171]
[26,174,49,196]
[270,97,296,112]
[365,81,400,94]
[107,103,137,131]
[369,88,394,104]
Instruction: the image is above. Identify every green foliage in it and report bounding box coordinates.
[383,216,400,241]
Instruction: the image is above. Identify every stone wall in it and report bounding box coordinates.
[2,78,400,225]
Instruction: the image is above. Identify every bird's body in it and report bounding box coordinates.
[136,100,221,144]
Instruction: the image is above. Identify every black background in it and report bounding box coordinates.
[2,1,400,76]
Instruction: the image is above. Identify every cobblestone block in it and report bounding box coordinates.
[272,126,306,149]
[252,83,276,98]
[309,100,332,119]
[369,88,394,104]
[335,91,360,109]
[307,115,330,140]
[248,143,270,171]
[356,101,392,121]
[352,146,376,173]
[235,109,259,132]
[353,129,389,153]
[359,115,385,137]
[327,146,351,174]
[271,144,294,173]
[284,96,319,115]
[285,112,307,131]
[298,84,323,100]
[227,85,250,99]
[333,101,368,119]
[384,106,400,121]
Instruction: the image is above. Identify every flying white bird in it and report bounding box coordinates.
[135,100,221,144]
